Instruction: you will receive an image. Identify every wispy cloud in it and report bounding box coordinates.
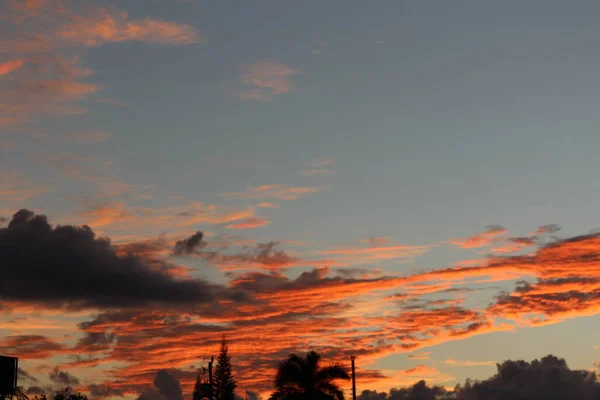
[309,40,328,55]
[0,171,48,202]
[443,359,494,367]
[220,184,326,200]
[306,157,333,168]
[300,157,334,176]
[451,225,507,249]
[237,60,299,101]
[257,202,280,209]
[96,98,128,107]
[63,131,112,143]
[408,352,431,360]
[361,236,390,246]
[320,243,430,264]
[226,217,271,230]
[0,0,201,127]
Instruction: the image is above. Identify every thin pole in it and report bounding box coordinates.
[351,356,356,400]
[208,356,214,399]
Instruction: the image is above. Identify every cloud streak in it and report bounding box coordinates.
[0,0,201,127]
[226,217,270,229]
[220,184,326,201]
[237,60,299,101]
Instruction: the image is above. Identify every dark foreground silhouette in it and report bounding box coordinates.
[269,351,350,400]
[13,354,600,400]
[358,355,600,400]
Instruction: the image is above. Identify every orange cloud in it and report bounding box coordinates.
[0,59,24,76]
[0,0,200,127]
[57,9,201,46]
[452,225,507,249]
[226,217,270,229]
[78,201,257,235]
[237,60,299,101]
[320,243,429,264]
[6,222,600,396]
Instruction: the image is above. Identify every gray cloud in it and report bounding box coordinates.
[88,384,124,398]
[18,367,39,383]
[0,209,243,310]
[173,232,206,256]
[154,370,183,400]
[49,368,80,386]
[458,355,600,400]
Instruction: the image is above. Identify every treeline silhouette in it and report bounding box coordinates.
[12,351,600,400]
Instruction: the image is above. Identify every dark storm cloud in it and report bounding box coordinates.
[0,209,243,309]
[172,231,206,256]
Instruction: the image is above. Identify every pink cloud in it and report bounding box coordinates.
[227,217,271,230]
[0,0,201,127]
[56,9,202,47]
[237,60,299,101]
[257,202,280,209]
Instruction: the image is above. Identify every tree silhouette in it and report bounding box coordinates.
[193,371,203,400]
[269,351,350,400]
[2,386,29,400]
[53,388,88,400]
[213,337,237,400]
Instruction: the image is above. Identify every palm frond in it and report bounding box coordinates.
[316,363,350,381]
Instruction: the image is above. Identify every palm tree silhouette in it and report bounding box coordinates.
[269,351,350,400]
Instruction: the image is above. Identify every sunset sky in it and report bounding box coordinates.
[4,0,600,399]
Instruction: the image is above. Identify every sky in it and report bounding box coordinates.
[3,0,600,399]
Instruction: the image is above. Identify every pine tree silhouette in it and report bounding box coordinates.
[212,336,237,400]
[192,370,203,400]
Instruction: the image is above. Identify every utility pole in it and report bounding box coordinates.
[208,356,214,399]
[351,355,356,400]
